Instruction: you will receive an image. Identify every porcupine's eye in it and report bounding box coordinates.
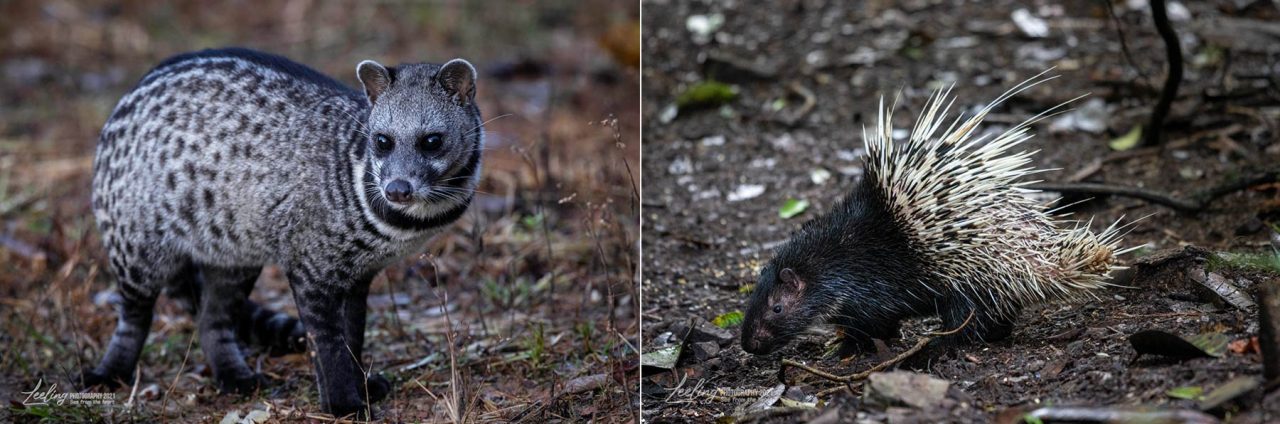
[772,305,783,314]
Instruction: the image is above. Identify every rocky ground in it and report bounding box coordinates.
[640,0,1280,422]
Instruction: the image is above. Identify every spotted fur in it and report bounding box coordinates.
[742,73,1129,356]
[85,48,483,417]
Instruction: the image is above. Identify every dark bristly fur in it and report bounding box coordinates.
[86,47,483,417]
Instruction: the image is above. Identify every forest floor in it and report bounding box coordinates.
[641,0,1280,422]
[0,1,639,423]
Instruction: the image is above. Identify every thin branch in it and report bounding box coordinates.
[1031,182,1199,211]
[1143,0,1184,146]
[1102,0,1151,89]
[1031,169,1279,213]
[779,312,974,397]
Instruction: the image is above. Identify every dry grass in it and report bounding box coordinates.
[0,1,639,422]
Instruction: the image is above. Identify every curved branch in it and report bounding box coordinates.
[1031,169,1279,213]
[1031,182,1200,212]
[778,312,974,397]
[1143,0,1184,146]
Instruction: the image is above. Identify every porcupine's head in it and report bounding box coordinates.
[741,260,822,355]
[356,58,482,215]
[741,179,916,355]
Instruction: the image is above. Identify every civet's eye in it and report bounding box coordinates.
[374,134,394,152]
[772,305,783,314]
[418,133,444,153]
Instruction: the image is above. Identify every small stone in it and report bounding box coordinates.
[689,340,720,362]
[864,371,951,409]
[670,317,735,346]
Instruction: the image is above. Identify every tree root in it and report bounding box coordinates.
[778,312,974,398]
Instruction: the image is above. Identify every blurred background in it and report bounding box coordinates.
[1,0,639,422]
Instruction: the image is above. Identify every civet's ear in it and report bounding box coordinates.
[779,268,805,293]
[437,58,477,106]
[356,60,394,105]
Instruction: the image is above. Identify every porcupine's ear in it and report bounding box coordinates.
[779,268,804,293]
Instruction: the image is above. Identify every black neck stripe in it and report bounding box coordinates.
[441,146,482,189]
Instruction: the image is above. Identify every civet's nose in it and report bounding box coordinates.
[384,179,413,203]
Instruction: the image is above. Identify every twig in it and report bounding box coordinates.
[429,256,467,424]
[271,402,364,424]
[1102,0,1152,89]
[1031,169,1279,213]
[778,82,817,126]
[125,367,141,409]
[779,312,974,397]
[342,342,372,421]
[1143,0,1184,146]
[161,333,197,423]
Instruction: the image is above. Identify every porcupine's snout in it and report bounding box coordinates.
[741,324,778,354]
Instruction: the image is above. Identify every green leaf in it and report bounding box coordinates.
[1167,386,1204,400]
[1021,414,1044,424]
[738,283,755,294]
[779,199,809,219]
[1109,125,1142,151]
[521,213,544,230]
[676,81,738,110]
[712,310,744,328]
[769,98,787,111]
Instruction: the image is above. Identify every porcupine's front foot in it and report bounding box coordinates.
[828,320,902,359]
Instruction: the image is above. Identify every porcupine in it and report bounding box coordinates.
[740,74,1130,356]
[86,48,483,417]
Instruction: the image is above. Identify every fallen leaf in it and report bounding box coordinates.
[1166,386,1203,400]
[1109,125,1142,151]
[242,410,270,424]
[1227,337,1260,355]
[712,310,744,328]
[810,168,832,185]
[746,384,786,413]
[640,345,681,370]
[778,199,809,219]
[562,374,609,395]
[677,81,738,110]
[727,184,765,202]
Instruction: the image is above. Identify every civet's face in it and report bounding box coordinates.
[358,59,481,212]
